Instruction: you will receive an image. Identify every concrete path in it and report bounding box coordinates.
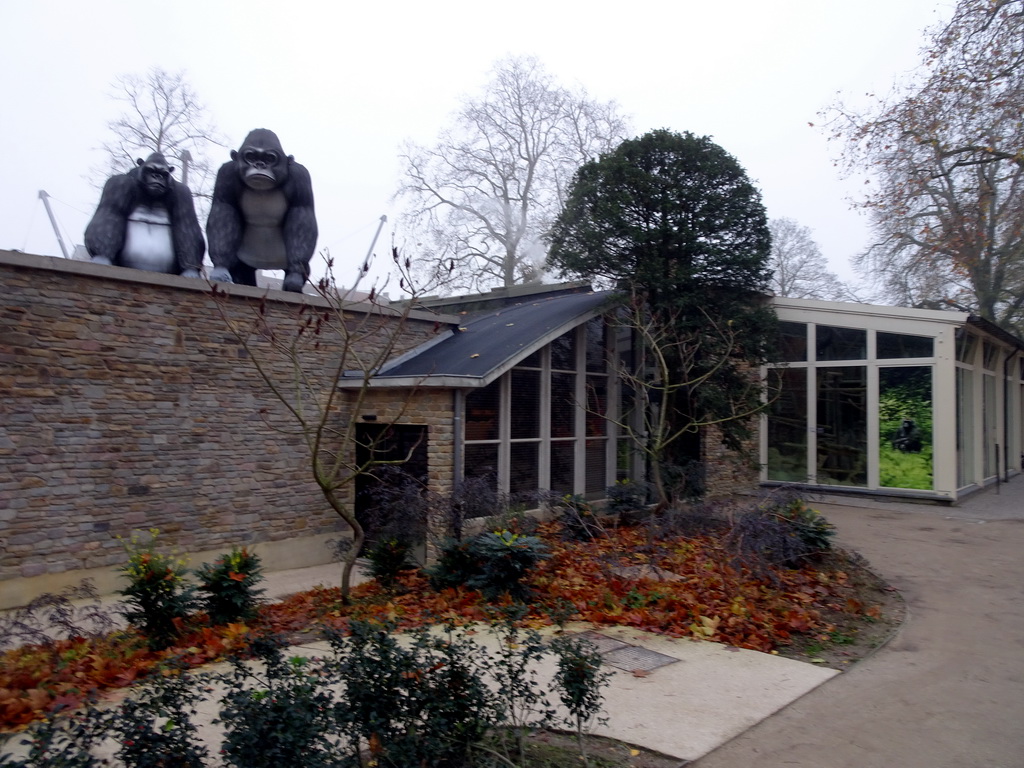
[691,479,1024,768]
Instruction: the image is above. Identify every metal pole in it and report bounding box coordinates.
[38,191,70,259]
[178,150,193,188]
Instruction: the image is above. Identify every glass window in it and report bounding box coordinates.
[463,443,499,486]
[877,332,933,359]
[510,369,540,439]
[509,442,538,495]
[816,326,866,361]
[551,372,576,438]
[983,374,997,476]
[518,350,542,368]
[551,331,576,370]
[982,342,999,371]
[465,381,500,441]
[584,439,607,497]
[879,366,933,490]
[585,376,608,436]
[585,317,606,371]
[549,442,575,496]
[776,321,808,362]
[766,368,808,482]
[956,332,977,364]
[956,368,975,487]
[816,366,867,486]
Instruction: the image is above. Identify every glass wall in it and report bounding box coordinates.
[879,366,933,490]
[816,366,867,486]
[765,317,945,493]
[462,318,616,500]
[766,367,807,481]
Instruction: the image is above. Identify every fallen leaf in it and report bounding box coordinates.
[631,669,651,678]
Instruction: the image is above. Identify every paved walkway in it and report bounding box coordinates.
[691,479,1024,768]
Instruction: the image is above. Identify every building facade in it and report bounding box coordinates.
[763,298,1024,502]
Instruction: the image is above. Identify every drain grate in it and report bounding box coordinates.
[601,645,680,673]
[563,631,681,673]
[571,630,631,654]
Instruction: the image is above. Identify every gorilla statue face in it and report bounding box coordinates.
[137,153,173,199]
[232,129,291,192]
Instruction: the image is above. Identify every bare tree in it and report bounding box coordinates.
[397,56,628,293]
[825,0,1024,332]
[769,218,855,301]
[94,67,225,217]
[608,291,770,505]
[211,252,438,600]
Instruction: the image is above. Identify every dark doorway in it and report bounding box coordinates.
[354,424,429,549]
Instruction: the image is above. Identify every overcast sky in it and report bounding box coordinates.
[1,0,951,292]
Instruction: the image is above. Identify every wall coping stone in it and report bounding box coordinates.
[0,249,460,325]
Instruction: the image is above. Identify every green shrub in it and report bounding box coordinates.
[426,537,480,592]
[117,530,195,650]
[195,546,265,626]
[429,530,549,602]
[364,537,418,590]
[549,635,611,766]
[217,638,339,768]
[110,667,209,768]
[328,621,498,767]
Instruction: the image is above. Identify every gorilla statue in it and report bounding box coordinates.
[84,153,204,276]
[206,129,317,292]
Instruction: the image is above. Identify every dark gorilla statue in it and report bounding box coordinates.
[206,129,317,292]
[84,153,204,276]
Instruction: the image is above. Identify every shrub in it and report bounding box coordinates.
[359,466,430,549]
[109,666,209,768]
[216,637,339,768]
[426,537,480,592]
[117,530,195,650]
[328,621,498,767]
[0,581,115,652]
[549,635,611,767]
[469,530,549,601]
[429,530,549,601]
[485,617,556,764]
[727,494,835,571]
[364,537,418,590]
[195,547,265,626]
[605,479,651,521]
[553,494,606,541]
[0,704,109,768]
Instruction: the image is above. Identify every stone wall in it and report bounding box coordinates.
[0,251,456,608]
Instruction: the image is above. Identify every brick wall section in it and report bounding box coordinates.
[0,252,456,603]
[702,423,760,498]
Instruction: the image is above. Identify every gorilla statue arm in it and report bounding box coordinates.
[280,162,316,292]
[206,164,245,273]
[84,174,135,264]
[85,154,204,277]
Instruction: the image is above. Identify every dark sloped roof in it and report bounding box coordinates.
[364,289,615,388]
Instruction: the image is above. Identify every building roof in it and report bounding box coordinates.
[358,288,615,388]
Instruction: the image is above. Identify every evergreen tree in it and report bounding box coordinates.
[548,129,775,500]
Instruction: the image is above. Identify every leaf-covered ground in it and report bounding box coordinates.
[0,521,897,729]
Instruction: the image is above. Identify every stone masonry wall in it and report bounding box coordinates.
[0,251,456,607]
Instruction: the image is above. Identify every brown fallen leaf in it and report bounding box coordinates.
[632,669,651,678]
